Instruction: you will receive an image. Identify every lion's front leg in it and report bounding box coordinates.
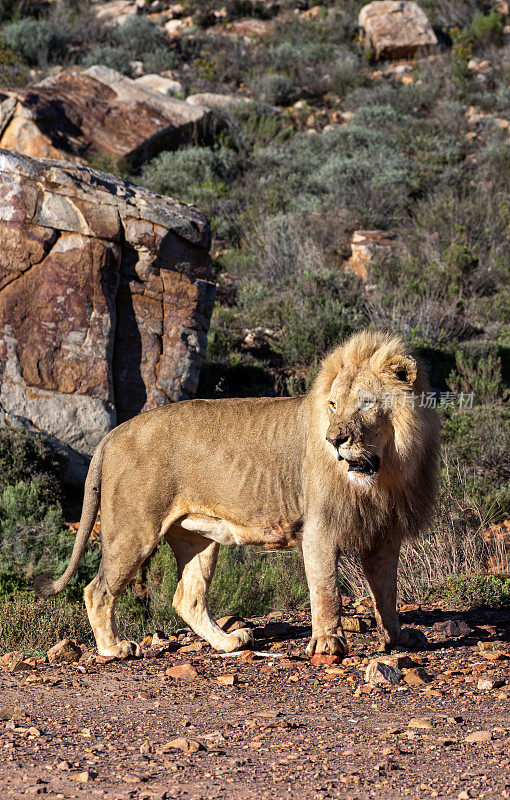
[360,537,401,653]
[302,530,348,659]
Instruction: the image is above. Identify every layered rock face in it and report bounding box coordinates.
[0,149,214,480]
[359,1,438,61]
[0,66,212,168]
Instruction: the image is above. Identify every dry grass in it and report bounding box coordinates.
[338,458,507,604]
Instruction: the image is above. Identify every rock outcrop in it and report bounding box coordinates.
[0,66,212,168]
[0,149,214,481]
[345,230,397,285]
[359,1,438,61]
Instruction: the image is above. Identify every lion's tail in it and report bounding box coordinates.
[34,435,108,599]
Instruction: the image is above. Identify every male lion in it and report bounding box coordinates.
[35,331,439,659]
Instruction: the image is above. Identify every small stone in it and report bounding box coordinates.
[139,741,153,756]
[178,642,203,653]
[340,616,369,633]
[240,650,255,663]
[263,621,288,637]
[404,668,433,686]
[365,660,402,686]
[122,773,144,783]
[217,674,238,686]
[57,761,71,771]
[311,654,343,666]
[160,737,205,753]
[0,651,25,672]
[465,730,491,743]
[165,663,199,680]
[408,717,433,729]
[47,639,82,664]
[216,616,248,633]
[140,635,153,648]
[477,641,509,661]
[70,771,92,782]
[477,675,504,691]
[152,631,169,647]
[388,655,420,670]
[434,620,471,638]
[398,628,428,649]
[399,603,420,612]
[447,715,463,724]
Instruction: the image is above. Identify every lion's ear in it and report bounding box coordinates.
[392,355,417,385]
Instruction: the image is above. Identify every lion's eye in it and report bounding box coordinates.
[358,391,376,411]
[328,400,336,411]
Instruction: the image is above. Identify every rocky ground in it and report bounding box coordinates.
[0,604,509,800]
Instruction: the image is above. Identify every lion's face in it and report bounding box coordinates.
[324,357,416,490]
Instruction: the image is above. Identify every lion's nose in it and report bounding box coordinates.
[326,433,350,447]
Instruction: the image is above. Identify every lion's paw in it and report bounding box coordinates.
[306,634,348,658]
[398,627,428,650]
[223,627,254,653]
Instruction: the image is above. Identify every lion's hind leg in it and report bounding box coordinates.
[167,529,254,653]
[84,566,142,659]
[84,521,159,659]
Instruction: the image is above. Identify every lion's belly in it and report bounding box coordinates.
[178,513,302,549]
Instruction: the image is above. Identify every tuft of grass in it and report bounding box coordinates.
[0,593,92,655]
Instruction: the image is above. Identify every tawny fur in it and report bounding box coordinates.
[35,330,440,659]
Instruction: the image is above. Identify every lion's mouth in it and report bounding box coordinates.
[335,452,381,476]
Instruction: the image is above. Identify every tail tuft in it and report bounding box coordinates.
[34,573,58,599]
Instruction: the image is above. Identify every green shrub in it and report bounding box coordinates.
[81,45,133,76]
[0,38,26,85]
[140,145,242,201]
[430,574,510,607]
[257,73,297,106]
[0,428,99,598]
[0,427,64,501]
[470,11,504,47]
[2,17,54,66]
[114,15,166,60]
[448,351,507,405]
[0,480,100,597]
[142,46,179,74]
[274,269,366,369]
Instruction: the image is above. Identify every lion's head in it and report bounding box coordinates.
[310,331,438,494]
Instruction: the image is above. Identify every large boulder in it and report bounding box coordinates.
[0,149,215,481]
[0,66,212,168]
[359,1,438,61]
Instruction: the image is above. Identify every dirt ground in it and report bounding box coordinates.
[0,604,509,800]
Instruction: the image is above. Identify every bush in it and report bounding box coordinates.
[0,428,99,598]
[2,17,54,67]
[113,15,166,61]
[274,269,366,369]
[140,145,243,214]
[257,73,297,106]
[430,574,510,607]
[470,11,504,47]
[0,427,64,501]
[0,38,26,85]
[81,45,134,76]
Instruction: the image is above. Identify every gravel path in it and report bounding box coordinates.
[0,605,508,799]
